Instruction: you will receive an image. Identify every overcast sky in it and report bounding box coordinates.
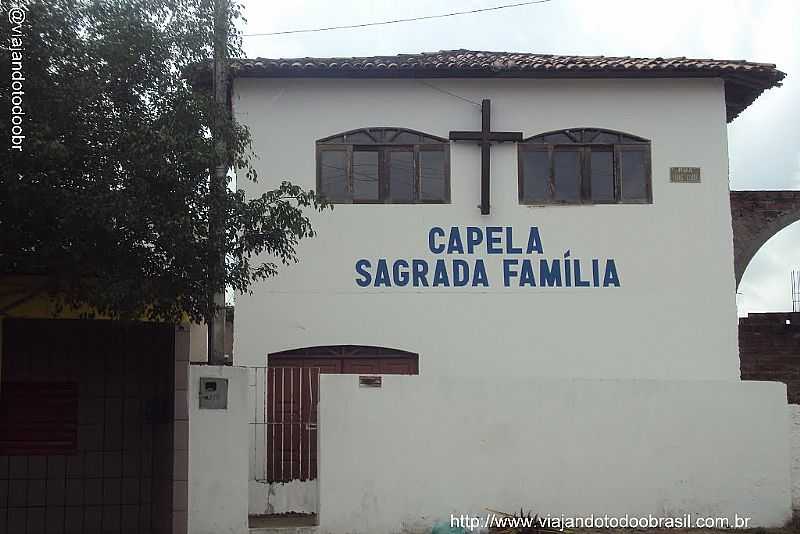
[239,0,800,315]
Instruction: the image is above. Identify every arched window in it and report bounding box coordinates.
[518,127,652,205]
[316,127,450,204]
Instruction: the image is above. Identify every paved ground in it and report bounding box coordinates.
[248,513,317,528]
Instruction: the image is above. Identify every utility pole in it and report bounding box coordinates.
[209,0,228,364]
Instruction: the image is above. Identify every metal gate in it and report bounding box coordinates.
[250,367,319,483]
[269,367,320,483]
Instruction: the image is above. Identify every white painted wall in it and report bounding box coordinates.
[248,479,317,516]
[188,323,208,363]
[188,365,249,534]
[230,76,787,524]
[232,77,738,381]
[790,404,800,512]
[319,374,792,533]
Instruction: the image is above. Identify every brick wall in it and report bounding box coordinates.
[739,312,800,402]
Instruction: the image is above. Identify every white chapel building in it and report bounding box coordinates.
[197,50,790,533]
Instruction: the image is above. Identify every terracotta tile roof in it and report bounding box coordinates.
[229,49,785,122]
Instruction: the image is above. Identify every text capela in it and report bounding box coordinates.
[354,226,620,289]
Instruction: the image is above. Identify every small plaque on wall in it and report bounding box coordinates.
[670,167,701,183]
[359,376,382,388]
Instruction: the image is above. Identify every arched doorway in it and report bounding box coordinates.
[249,346,418,525]
[263,346,418,483]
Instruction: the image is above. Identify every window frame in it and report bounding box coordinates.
[517,128,652,206]
[317,144,351,203]
[384,145,415,204]
[615,143,652,204]
[316,128,451,204]
[351,145,382,204]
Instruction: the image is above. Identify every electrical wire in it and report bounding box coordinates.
[417,80,483,107]
[242,0,553,37]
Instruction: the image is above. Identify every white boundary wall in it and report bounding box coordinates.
[319,375,792,533]
[248,479,317,516]
[188,365,249,534]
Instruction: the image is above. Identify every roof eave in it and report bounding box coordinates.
[228,65,786,124]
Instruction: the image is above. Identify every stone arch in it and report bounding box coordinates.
[731,190,800,288]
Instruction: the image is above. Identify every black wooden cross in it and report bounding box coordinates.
[449,99,523,215]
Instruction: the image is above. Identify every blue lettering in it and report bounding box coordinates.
[412,259,429,287]
[453,259,470,287]
[360,229,620,291]
[519,259,537,287]
[466,227,483,254]
[574,259,590,287]
[432,259,451,287]
[429,227,445,254]
[355,259,371,287]
[447,227,465,254]
[472,259,489,287]
[374,259,391,287]
[506,227,523,254]
[503,259,518,287]
[486,227,503,254]
[526,227,543,254]
[540,259,562,287]
[603,259,621,287]
[393,259,409,287]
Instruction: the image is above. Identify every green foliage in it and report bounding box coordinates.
[0,0,328,322]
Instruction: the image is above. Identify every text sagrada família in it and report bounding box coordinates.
[354,226,620,288]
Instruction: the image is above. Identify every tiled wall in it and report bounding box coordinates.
[0,319,177,534]
[171,326,189,534]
